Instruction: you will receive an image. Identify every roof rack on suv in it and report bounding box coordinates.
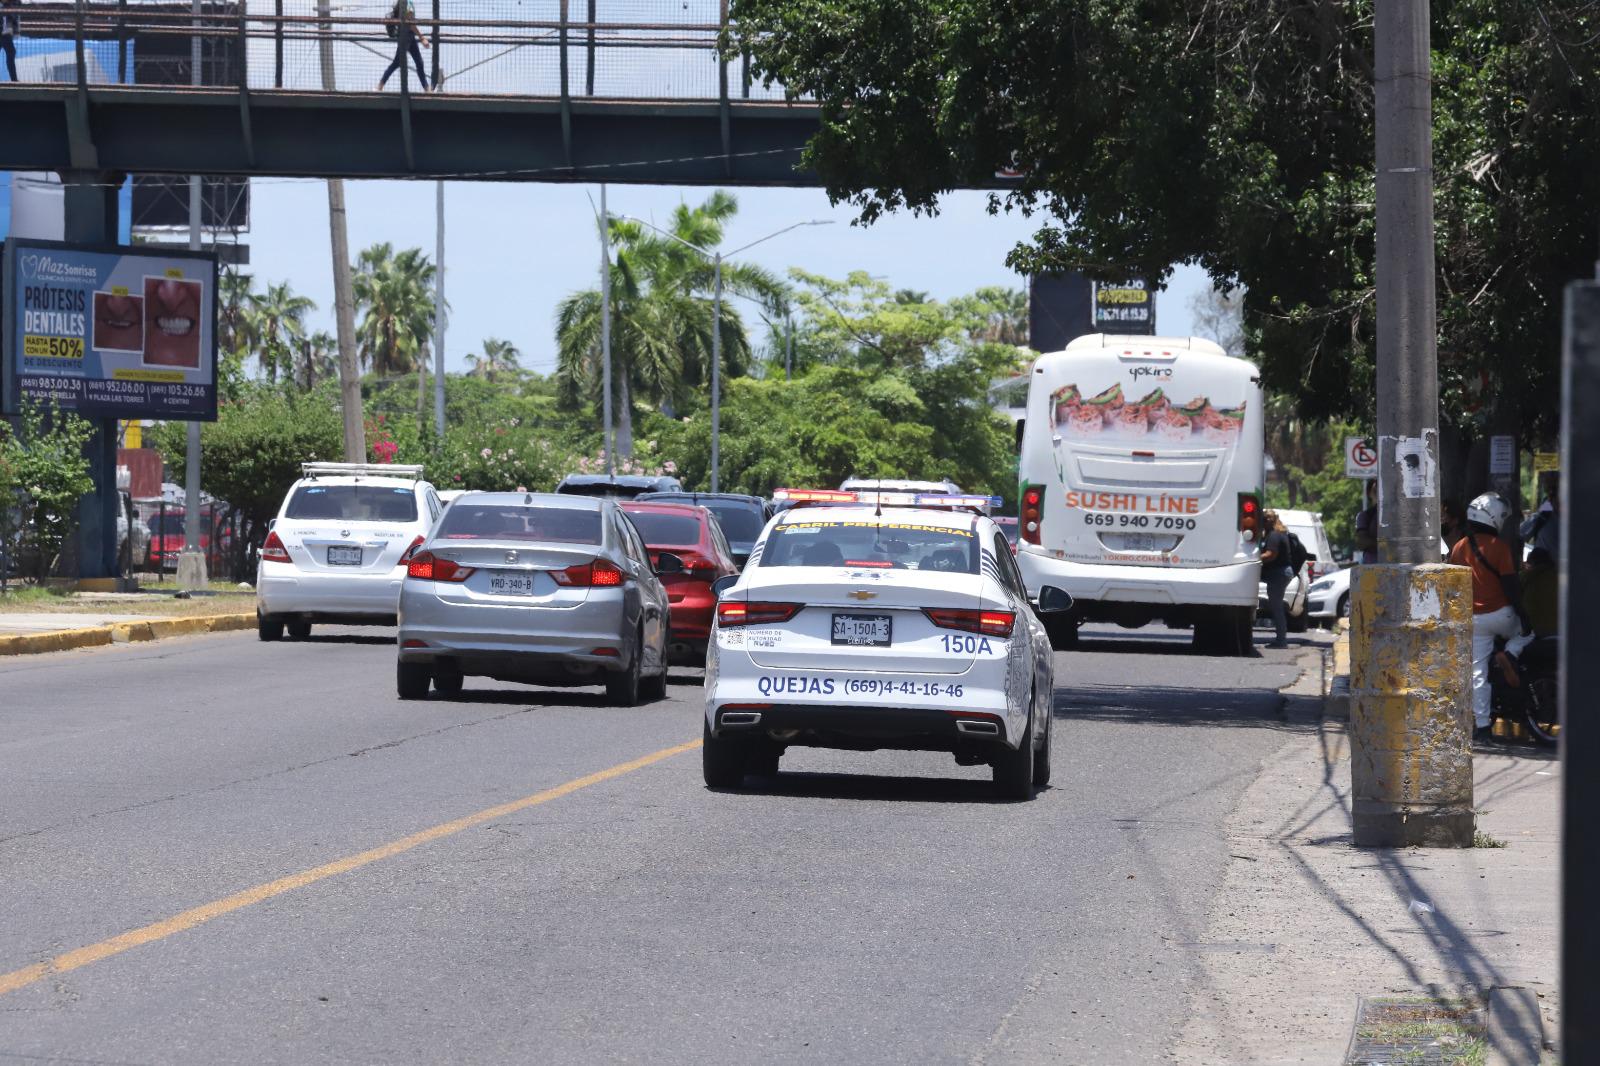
[300,462,426,480]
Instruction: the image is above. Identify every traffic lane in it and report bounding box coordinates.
[0,628,702,971]
[0,641,1312,1064]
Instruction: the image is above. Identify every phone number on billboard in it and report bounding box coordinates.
[1083,513,1197,530]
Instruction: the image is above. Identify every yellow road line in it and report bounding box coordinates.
[0,738,702,997]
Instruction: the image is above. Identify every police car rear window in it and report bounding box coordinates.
[760,520,977,572]
[436,504,601,544]
[286,485,417,522]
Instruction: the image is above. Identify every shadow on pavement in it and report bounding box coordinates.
[424,687,617,708]
[1052,685,1319,732]
[291,634,395,647]
[730,769,1042,805]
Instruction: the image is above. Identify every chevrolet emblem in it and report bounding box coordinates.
[846,590,877,601]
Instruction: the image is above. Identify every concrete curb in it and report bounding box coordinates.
[0,613,255,656]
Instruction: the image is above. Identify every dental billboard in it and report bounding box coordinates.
[2,239,217,420]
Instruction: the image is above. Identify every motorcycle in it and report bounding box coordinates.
[1490,634,1560,745]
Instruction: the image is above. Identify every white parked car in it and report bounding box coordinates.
[703,494,1070,800]
[256,463,444,640]
[1256,508,1336,633]
[1305,566,1353,625]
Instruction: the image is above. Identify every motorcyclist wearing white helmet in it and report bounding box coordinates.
[1447,492,1524,742]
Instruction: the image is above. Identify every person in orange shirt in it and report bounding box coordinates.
[1448,492,1523,741]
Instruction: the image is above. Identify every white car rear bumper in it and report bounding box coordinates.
[256,562,404,619]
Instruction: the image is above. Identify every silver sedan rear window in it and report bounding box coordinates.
[436,504,601,544]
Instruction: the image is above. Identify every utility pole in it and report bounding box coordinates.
[1349,0,1473,847]
[176,0,208,592]
[318,0,364,462]
[433,180,446,439]
[785,312,793,382]
[711,251,722,492]
[600,184,614,476]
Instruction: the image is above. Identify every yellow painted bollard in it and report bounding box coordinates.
[1349,563,1475,847]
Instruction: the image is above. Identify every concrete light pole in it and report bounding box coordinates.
[318,0,364,463]
[176,0,208,592]
[434,180,446,439]
[600,185,614,476]
[615,215,831,491]
[1349,0,1473,848]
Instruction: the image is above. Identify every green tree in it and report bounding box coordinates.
[219,268,256,359]
[296,330,338,392]
[248,281,315,386]
[729,0,1600,444]
[555,191,787,457]
[0,402,96,582]
[466,337,522,383]
[354,243,439,434]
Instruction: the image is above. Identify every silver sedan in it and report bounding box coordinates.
[396,492,677,704]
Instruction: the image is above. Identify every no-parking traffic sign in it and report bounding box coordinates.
[1345,437,1378,479]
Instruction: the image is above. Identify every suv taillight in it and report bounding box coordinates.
[717,601,802,627]
[551,560,625,587]
[407,551,475,582]
[261,532,291,563]
[1238,493,1262,541]
[923,607,1016,637]
[1021,485,1043,545]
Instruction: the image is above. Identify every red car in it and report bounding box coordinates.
[620,500,740,666]
[144,510,212,571]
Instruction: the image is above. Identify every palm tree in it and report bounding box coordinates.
[466,337,522,382]
[296,330,338,391]
[353,243,439,432]
[248,281,315,385]
[219,268,256,359]
[555,191,787,457]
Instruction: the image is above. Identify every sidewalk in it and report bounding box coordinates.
[0,604,256,653]
[1172,649,1560,1064]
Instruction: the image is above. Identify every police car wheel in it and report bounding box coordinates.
[992,711,1036,801]
[1031,696,1052,788]
[702,719,748,789]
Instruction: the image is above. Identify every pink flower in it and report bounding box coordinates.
[480,447,492,459]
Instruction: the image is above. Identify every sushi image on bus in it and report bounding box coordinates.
[1018,334,1265,655]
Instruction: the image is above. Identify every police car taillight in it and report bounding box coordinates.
[717,601,801,626]
[923,607,1016,637]
[1238,493,1262,541]
[1021,486,1043,545]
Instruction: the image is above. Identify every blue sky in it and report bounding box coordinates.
[244,179,1211,375]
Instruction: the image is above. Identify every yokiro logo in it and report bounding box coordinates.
[1128,365,1173,381]
[19,254,97,282]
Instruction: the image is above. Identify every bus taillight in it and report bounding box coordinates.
[1021,485,1044,545]
[1238,493,1262,541]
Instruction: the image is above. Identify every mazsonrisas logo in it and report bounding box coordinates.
[18,254,98,282]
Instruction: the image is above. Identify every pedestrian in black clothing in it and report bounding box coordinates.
[2,0,22,83]
[378,0,429,92]
[1259,511,1293,649]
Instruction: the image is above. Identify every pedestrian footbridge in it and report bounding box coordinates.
[1,1,826,184]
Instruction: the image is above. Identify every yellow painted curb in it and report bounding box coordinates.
[0,613,256,656]
[0,627,116,657]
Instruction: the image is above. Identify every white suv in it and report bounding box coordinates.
[256,463,443,640]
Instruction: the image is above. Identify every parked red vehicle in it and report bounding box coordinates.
[145,510,212,571]
[620,501,740,666]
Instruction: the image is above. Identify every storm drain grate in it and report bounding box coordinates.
[1343,994,1488,1065]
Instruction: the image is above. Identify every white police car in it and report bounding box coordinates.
[703,489,1072,800]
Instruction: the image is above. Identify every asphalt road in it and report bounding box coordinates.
[0,624,1324,1065]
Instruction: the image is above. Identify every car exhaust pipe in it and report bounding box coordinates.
[720,710,763,727]
[955,719,1000,736]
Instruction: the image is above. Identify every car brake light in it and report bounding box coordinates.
[844,559,895,568]
[1238,493,1262,541]
[1021,485,1043,545]
[923,607,1016,637]
[717,601,802,627]
[401,535,425,562]
[261,532,291,563]
[407,551,475,582]
[552,559,625,587]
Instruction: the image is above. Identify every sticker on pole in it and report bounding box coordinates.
[1344,436,1378,479]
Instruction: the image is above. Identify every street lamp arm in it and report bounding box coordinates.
[615,215,711,259]
[724,219,834,259]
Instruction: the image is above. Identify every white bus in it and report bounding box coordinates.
[1014,334,1265,655]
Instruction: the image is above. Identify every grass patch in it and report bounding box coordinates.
[1473,830,1507,849]
[0,589,256,617]
[1348,996,1487,1066]
[0,585,72,606]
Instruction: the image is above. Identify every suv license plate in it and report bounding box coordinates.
[489,571,538,596]
[832,613,892,646]
[326,545,362,566]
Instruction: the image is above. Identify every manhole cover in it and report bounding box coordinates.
[1343,994,1487,1065]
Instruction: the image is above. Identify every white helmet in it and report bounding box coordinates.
[1467,492,1510,530]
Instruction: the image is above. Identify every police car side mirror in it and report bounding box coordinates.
[654,553,685,575]
[1036,585,1073,614]
[712,574,739,598]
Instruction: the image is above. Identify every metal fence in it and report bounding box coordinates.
[19,1,796,102]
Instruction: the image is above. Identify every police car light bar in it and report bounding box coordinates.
[773,488,1003,512]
